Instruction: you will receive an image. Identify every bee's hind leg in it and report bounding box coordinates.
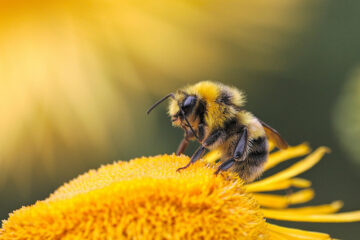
[214,158,235,175]
[176,146,206,172]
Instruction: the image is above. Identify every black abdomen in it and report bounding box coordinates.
[248,136,268,165]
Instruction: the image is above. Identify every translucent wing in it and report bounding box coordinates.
[259,120,288,149]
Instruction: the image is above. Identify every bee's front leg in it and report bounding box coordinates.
[176,129,195,155]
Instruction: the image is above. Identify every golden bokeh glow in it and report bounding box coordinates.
[0,0,317,186]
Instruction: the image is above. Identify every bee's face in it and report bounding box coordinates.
[169,93,197,127]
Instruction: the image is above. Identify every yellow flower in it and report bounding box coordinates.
[1,143,359,239]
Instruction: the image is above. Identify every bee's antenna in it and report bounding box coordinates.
[180,109,199,140]
[146,93,175,115]
[147,92,199,141]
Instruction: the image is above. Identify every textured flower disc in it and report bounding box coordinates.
[0,155,268,240]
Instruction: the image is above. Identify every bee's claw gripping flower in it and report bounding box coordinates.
[1,144,360,240]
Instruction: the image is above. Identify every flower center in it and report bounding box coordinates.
[1,154,268,240]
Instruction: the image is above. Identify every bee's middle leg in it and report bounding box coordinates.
[215,127,248,175]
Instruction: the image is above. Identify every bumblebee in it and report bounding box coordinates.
[147,81,288,182]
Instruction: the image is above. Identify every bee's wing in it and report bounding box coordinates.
[259,120,288,150]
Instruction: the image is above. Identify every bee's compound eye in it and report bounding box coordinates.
[182,96,196,109]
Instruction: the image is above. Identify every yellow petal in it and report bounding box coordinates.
[263,209,360,222]
[247,147,330,191]
[265,143,311,171]
[253,189,314,208]
[291,178,312,188]
[268,141,276,152]
[263,201,343,215]
[246,178,311,192]
[202,149,222,163]
[269,231,291,240]
[268,223,331,240]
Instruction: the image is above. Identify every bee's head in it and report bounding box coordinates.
[147,91,199,140]
[169,92,197,127]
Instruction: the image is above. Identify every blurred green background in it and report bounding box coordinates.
[1,0,360,238]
